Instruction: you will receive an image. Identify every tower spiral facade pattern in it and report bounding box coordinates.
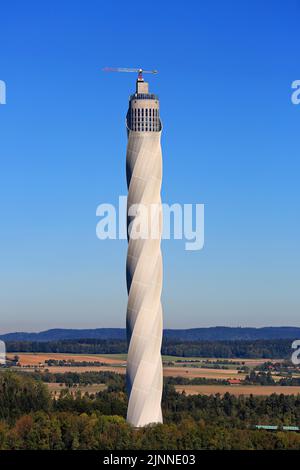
[125,81,163,427]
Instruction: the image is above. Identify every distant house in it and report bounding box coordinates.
[228,379,241,385]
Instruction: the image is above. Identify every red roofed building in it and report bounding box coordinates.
[228,379,241,385]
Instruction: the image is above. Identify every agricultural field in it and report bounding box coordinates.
[8,353,247,380]
[7,353,299,390]
[47,382,107,397]
[163,366,246,380]
[8,353,126,366]
[7,352,260,366]
[175,385,300,396]
[10,352,283,366]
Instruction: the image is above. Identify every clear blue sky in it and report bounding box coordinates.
[0,0,299,333]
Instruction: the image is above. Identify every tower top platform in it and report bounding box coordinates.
[129,80,159,102]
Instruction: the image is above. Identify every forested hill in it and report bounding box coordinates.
[1,326,300,342]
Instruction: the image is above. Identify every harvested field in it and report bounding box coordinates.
[175,385,300,396]
[14,364,244,380]
[11,353,284,366]
[9,353,126,367]
[9,353,247,379]
[19,365,243,380]
[44,366,126,374]
[163,367,246,380]
[46,383,107,396]
[163,357,283,366]
[10,353,289,382]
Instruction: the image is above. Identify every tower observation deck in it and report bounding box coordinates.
[127,79,161,133]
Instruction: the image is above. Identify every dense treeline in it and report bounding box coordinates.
[2,371,300,428]
[162,385,300,427]
[5,339,128,354]
[1,371,300,449]
[5,338,294,358]
[242,371,300,386]
[164,376,229,386]
[27,370,125,389]
[45,359,107,367]
[162,339,293,358]
[24,370,229,387]
[0,372,51,422]
[278,377,300,386]
[20,369,300,388]
[2,412,300,450]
